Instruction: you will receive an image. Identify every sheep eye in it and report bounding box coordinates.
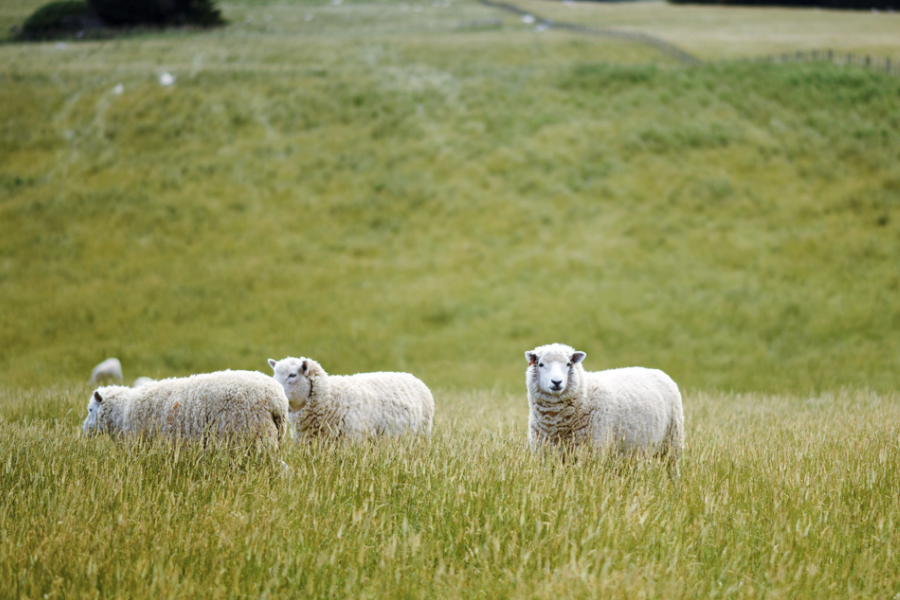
[288,373,296,379]
[538,363,544,368]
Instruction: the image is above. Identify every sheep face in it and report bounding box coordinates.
[526,344,586,397]
[268,357,314,410]
[82,390,107,436]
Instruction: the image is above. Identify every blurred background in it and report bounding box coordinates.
[1,0,899,392]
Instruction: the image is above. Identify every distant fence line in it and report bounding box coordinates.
[750,49,899,76]
[476,0,703,65]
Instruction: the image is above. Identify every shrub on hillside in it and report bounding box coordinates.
[87,0,224,27]
[18,1,101,40]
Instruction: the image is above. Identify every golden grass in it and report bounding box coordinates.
[2,384,899,598]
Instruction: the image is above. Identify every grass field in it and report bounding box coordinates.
[2,385,899,598]
[2,0,900,597]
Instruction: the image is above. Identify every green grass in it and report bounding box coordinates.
[3,1,900,597]
[2,386,899,598]
[2,11,900,391]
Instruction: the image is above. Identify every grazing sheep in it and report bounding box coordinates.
[90,358,123,385]
[82,370,289,448]
[268,357,434,441]
[525,343,684,476]
[133,377,155,388]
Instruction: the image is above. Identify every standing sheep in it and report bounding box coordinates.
[90,358,123,385]
[82,370,289,448]
[525,343,684,477]
[267,357,434,441]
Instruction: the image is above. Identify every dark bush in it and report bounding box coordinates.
[87,0,224,27]
[19,1,100,39]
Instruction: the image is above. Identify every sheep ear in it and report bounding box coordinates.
[268,358,277,370]
[93,391,103,403]
[525,352,538,366]
[300,360,309,375]
[571,351,586,364]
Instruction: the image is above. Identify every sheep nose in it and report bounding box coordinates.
[551,379,563,387]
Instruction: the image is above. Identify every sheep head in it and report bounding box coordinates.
[268,357,317,410]
[525,344,586,397]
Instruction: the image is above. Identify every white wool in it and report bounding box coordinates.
[83,370,289,449]
[90,358,123,385]
[268,357,434,441]
[132,377,155,388]
[525,343,684,476]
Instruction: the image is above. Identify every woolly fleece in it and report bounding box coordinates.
[83,370,289,448]
[525,343,684,475]
[132,376,155,388]
[268,357,434,440]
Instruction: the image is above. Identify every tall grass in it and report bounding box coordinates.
[2,385,899,598]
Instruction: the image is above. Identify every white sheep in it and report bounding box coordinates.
[525,343,684,476]
[267,357,434,441]
[90,358,123,385]
[82,370,289,448]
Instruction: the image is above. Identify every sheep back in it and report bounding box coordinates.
[327,372,434,439]
[583,367,683,461]
[87,370,289,447]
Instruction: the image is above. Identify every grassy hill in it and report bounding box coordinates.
[2,0,899,392]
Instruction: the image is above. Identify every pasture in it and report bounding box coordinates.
[3,385,900,598]
[1,0,900,597]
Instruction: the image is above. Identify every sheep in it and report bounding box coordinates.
[90,358,123,385]
[267,357,434,441]
[525,343,684,477]
[82,370,289,449]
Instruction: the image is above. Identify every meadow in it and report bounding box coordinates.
[1,0,900,597]
[3,385,899,599]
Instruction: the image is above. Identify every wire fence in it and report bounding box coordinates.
[751,49,899,76]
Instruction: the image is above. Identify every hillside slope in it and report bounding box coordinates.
[1,1,899,391]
